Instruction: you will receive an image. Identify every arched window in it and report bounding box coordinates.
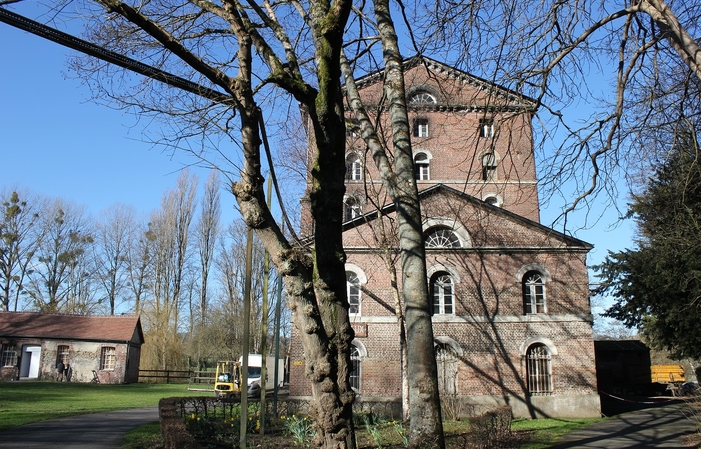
[482,152,497,181]
[344,197,362,221]
[483,195,501,207]
[409,91,436,104]
[414,153,430,180]
[346,271,361,314]
[345,154,362,181]
[425,227,461,248]
[431,272,454,315]
[526,344,552,395]
[350,345,361,392]
[435,343,458,395]
[523,271,546,314]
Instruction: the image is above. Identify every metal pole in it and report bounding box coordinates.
[260,177,272,435]
[273,276,283,417]
[240,228,253,449]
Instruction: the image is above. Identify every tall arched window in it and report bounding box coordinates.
[344,197,362,221]
[431,272,454,315]
[345,154,362,181]
[435,343,458,395]
[425,227,461,248]
[414,153,430,180]
[526,344,552,395]
[346,271,361,314]
[523,271,546,314]
[350,345,361,392]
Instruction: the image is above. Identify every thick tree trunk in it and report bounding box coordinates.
[231,23,355,449]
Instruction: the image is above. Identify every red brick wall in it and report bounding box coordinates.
[290,60,599,418]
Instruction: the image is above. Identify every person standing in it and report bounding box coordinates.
[56,361,65,381]
[65,363,72,382]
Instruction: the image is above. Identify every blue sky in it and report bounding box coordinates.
[0,19,231,219]
[0,8,636,301]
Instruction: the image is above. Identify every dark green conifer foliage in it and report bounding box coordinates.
[597,128,701,359]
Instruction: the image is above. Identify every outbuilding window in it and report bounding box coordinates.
[1,344,17,367]
[100,347,116,370]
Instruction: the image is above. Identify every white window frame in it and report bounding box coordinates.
[349,345,361,392]
[414,118,429,138]
[414,153,430,181]
[346,271,361,315]
[344,197,362,221]
[526,344,553,395]
[523,271,547,314]
[431,272,454,315]
[425,227,461,248]
[1,344,17,367]
[409,91,437,104]
[57,345,70,365]
[482,152,498,181]
[100,346,116,370]
[346,154,362,181]
[480,119,495,138]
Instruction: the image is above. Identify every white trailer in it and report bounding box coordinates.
[239,354,285,390]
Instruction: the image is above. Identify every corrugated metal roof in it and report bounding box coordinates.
[0,312,144,345]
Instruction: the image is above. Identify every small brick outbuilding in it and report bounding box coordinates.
[0,312,143,384]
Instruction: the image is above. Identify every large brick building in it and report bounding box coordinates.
[289,57,601,419]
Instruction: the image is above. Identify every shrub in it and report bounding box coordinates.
[469,405,513,449]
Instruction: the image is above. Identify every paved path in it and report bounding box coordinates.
[0,400,697,448]
[0,406,159,449]
[550,401,698,448]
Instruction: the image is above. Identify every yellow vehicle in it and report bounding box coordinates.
[214,361,243,398]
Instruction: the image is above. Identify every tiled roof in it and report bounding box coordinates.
[0,312,144,345]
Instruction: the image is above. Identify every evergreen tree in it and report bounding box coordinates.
[596,127,701,358]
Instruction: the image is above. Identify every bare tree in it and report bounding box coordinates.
[0,189,43,311]
[94,203,137,315]
[416,0,701,226]
[6,0,447,443]
[141,171,197,369]
[125,219,153,315]
[196,170,221,324]
[25,199,94,313]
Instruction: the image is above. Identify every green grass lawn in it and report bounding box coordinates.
[1,381,602,449]
[0,381,202,432]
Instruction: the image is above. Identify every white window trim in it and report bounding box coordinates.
[345,264,367,316]
[431,272,455,315]
[423,218,471,248]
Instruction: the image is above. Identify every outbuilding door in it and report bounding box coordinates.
[20,345,41,379]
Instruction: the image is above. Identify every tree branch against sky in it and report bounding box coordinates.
[415,0,701,231]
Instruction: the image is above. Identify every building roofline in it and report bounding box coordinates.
[341,184,593,250]
[350,55,538,111]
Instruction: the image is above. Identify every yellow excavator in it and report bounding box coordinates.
[214,361,243,398]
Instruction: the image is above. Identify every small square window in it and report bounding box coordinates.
[414,119,429,138]
[480,119,495,138]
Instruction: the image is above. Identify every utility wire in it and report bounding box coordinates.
[0,7,236,106]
